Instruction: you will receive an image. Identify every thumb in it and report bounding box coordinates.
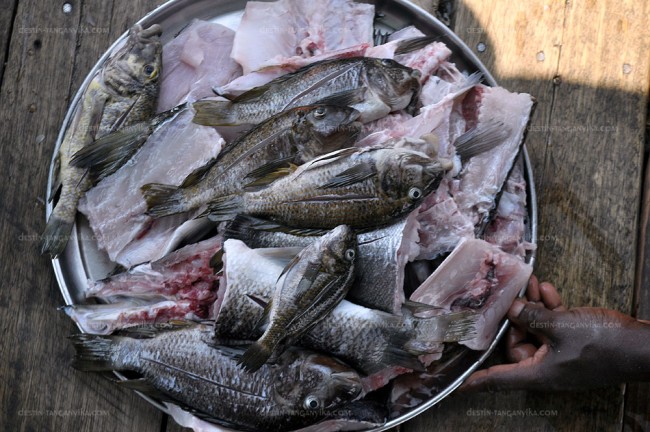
[460,344,551,392]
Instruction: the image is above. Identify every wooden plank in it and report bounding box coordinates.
[0,0,18,86]
[0,1,164,431]
[404,0,650,431]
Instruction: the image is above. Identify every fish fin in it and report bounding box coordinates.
[229,84,271,103]
[68,333,117,372]
[231,59,343,104]
[238,341,274,372]
[394,35,446,55]
[115,377,165,394]
[278,259,322,297]
[71,101,186,181]
[244,156,296,181]
[380,345,426,372]
[245,293,270,309]
[243,164,298,189]
[192,100,237,126]
[180,158,219,188]
[40,215,74,257]
[210,249,224,273]
[454,120,510,162]
[411,310,478,343]
[203,195,243,222]
[253,246,304,267]
[301,147,360,172]
[402,299,445,314]
[249,299,273,336]
[48,153,62,203]
[115,321,198,339]
[314,88,367,107]
[141,183,187,218]
[319,162,377,189]
[225,215,328,242]
[71,127,149,182]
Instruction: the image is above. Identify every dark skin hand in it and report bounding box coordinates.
[461,276,650,392]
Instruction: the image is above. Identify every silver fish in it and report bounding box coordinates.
[192,57,421,125]
[214,240,476,375]
[207,147,452,230]
[70,322,363,431]
[42,24,163,257]
[141,105,362,218]
[239,225,357,372]
[224,215,410,314]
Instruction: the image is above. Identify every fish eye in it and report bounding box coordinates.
[143,64,156,76]
[381,59,394,67]
[304,395,321,410]
[344,249,356,261]
[408,187,423,201]
[314,107,327,119]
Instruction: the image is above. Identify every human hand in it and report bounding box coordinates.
[461,276,650,392]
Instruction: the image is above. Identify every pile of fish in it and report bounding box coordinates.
[44,0,536,430]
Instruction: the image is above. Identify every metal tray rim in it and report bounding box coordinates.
[45,0,538,429]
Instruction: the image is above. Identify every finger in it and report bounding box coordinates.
[507,300,557,342]
[506,325,527,348]
[508,343,538,363]
[505,325,537,363]
[539,281,565,311]
[526,275,541,302]
[460,345,550,392]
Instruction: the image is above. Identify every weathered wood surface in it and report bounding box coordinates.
[0,0,647,432]
[0,1,165,431]
[404,0,650,431]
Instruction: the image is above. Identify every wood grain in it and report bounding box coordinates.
[0,0,18,85]
[0,1,164,431]
[404,0,650,431]
[1,0,648,431]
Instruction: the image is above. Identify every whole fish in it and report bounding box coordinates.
[70,322,363,431]
[41,24,163,257]
[239,225,357,372]
[141,105,362,218]
[192,57,421,126]
[225,215,410,313]
[207,147,452,230]
[215,239,477,375]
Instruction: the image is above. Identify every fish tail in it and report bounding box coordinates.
[409,311,478,349]
[204,195,244,222]
[192,100,238,126]
[40,215,74,257]
[141,183,187,218]
[68,334,118,372]
[238,341,273,373]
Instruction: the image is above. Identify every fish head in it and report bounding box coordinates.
[317,225,358,274]
[292,106,362,162]
[366,58,421,109]
[102,24,163,96]
[273,350,363,412]
[377,149,452,211]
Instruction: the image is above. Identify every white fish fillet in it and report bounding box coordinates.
[484,161,536,259]
[231,0,374,74]
[78,109,223,267]
[86,236,222,300]
[410,238,533,350]
[63,298,202,335]
[157,20,242,112]
[453,85,535,224]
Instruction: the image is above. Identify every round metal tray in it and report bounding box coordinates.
[46,0,537,430]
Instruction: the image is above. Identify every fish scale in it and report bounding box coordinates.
[210,146,451,230]
[71,323,363,431]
